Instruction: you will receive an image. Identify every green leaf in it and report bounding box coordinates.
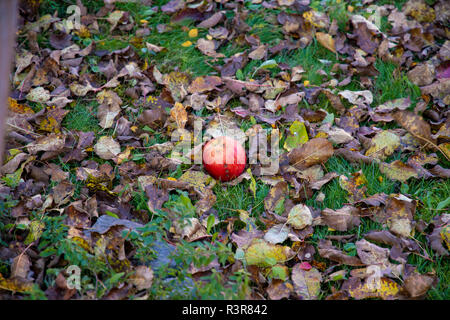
[284,121,309,151]
[252,59,278,77]
[236,69,244,80]
[206,214,215,234]
[271,265,288,281]
[343,242,357,256]
[107,272,125,285]
[437,197,450,210]
[322,112,334,124]
[264,257,277,267]
[274,198,285,216]
[257,59,278,70]
[1,167,23,188]
[105,211,119,219]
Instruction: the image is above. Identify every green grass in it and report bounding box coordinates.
[373,60,422,106]
[213,180,269,221]
[63,102,100,132]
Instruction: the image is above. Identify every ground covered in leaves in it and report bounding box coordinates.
[1,0,449,300]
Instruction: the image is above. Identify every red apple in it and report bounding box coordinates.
[202,136,246,182]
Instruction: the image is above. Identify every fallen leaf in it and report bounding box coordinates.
[129,266,154,291]
[170,102,188,130]
[403,272,435,298]
[264,224,290,244]
[284,121,308,151]
[339,90,373,106]
[288,138,334,170]
[365,130,401,160]
[245,239,293,267]
[94,136,121,160]
[291,264,322,300]
[321,206,360,231]
[266,279,293,300]
[287,204,313,230]
[318,239,364,266]
[393,110,436,148]
[380,161,419,183]
[196,38,224,58]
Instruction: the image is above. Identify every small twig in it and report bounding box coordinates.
[408,131,450,162]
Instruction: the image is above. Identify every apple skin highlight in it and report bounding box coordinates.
[202,136,246,182]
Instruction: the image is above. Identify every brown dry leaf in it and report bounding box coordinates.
[1,152,29,175]
[170,102,188,130]
[291,264,322,300]
[277,0,295,6]
[107,10,125,32]
[69,81,95,96]
[316,32,335,53]
[403,272,435,298]
[96,90,122,129]
[164,71,190,102]
[94,136,121,160]
[344,277,403,300]
[288,138,334,170]
[146,42,165,53]
[231,229,265,249]
[264,181,288,214]
[39,106,69,134]
[0,274,33,293]
[339,170,368,203]
[392,111,436,148]
[355,239,390,266]
[310,172,338,190]
[174,217,209,242]
[339,90,373,106]
[321,206,360,231]
[195,188,217,216]
[318,239,364,266]
[365,130,401,160]
[27,134,66,154]
[145,184,169,213]
[264,224,291,244]
[11,254,31,279]
[403,0,436,23]
[379,161,419,183]
[198,11,224,28]
[188,76,222,94]
[266,279,293,300]
[428,215,449,256]
[322,90,346,114]
[248,45,267,60]
[375,97,411,113]
[318,124,354,144]
[196,38,224,58]
[129,266,154,291]
[138,108,167,129]
[52,181,75,206]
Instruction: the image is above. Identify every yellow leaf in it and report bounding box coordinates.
[348,277,402,300]
[170,102,188,129]
[316,32,336,53]
[182,41,193,47]
[39,117,60,133]
[245,239,292,267]
[188,28,198,38]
